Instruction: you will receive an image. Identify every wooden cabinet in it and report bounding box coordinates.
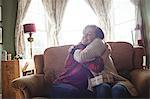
[1,59,35,99]
[2,60,20,99]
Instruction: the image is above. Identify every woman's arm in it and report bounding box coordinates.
[73,38,106,63]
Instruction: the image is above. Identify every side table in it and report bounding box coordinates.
[2,60,20,99]
[1,59,35,99]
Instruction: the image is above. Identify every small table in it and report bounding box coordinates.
[1,59,35,99]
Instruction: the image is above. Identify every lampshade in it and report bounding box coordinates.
[23,23,36,33]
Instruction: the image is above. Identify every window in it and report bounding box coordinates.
[23,0,48,58]
[23,0,136,58]
[110,0,136,44]
[59,0,136,45]
[58,0,99,45]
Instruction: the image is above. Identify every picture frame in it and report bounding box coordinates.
[0,27,2,44]
[0,6,1,22]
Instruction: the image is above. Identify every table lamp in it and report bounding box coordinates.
[23,23,36,58]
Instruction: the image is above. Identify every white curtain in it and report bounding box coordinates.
[15,0,31,55]
[85,0,112,41]
[42,0,68,46]
[140,0,150,65]
[130,0,143,45]
[130,0,142,26]
[131,0,150,65]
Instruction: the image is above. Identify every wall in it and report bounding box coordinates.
[0,45,1,94]
[0,0,2,95]
[0,0,17,94]
[2,0,17,56]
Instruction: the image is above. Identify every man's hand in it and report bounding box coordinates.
[101,71,114,83]
[101,43,112,64]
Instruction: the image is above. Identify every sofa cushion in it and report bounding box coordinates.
[133,46,145,69]
[108,42,134,71]
[43,45,71,82]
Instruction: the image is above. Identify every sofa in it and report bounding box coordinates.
[11,42,150,99]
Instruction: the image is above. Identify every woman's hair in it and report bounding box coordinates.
[83,25,104,39]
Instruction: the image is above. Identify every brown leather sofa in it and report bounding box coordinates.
[11,42,150,99]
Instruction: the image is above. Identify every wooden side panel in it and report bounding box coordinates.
[2,60,20,99]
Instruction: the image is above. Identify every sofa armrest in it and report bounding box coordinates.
[34,55,44,74]
[130,69,150,98]
[11,74,52,98]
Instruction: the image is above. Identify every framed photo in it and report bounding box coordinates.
[0,6,1,22]
[0,27,2,44]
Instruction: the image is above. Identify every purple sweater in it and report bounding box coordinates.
[54,43,104,89]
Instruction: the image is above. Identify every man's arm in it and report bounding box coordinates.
[74,38,106,63]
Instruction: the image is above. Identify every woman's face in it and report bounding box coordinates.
[81,27,97,45]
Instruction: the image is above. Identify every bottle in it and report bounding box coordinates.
[2,50,7,61]
[7,52,12,61]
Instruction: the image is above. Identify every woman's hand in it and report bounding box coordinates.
[68,46,75,53]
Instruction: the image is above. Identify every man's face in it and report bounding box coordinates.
[81,27,96,45]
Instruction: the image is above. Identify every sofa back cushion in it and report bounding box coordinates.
[43,45,71,82]
[133,46,145,69]
[108,42,134,71]
[43,42,135,82]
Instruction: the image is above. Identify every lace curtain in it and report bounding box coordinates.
[42,0,68,46]
[130,0,142,26]
[130,0,143,45]
[131,0,150,65]
[85,0,112,41]
[15,0,31,55]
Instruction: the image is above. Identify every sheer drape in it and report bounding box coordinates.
[42,0,68,46]
[131,0,142,27]
[140,0,150,65]
[131,0,149,65]
[85,0,112,41]
[15,0,31,55]
[130,0,143,45]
